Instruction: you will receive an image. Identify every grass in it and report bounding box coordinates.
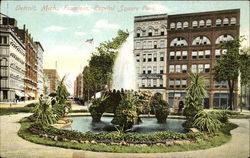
[0,107,33,116]
[69,109,89,113]
[17,117,237,153]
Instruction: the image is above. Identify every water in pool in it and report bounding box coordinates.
[66,116,185,134]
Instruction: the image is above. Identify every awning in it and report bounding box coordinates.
[28,93,35,97]
[15,90,25,97]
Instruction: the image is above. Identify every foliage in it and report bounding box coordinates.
[55,76,70,105]
[151,93,170,123]
[183,73,207,124]
[239,48,250,86]
[213,37,243,110]
[193,111,222,133]
[0,107,33,116]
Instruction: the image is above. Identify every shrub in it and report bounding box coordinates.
[193,111,222,133]
[151,93,170,123]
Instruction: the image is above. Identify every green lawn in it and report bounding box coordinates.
[0,107,33,116]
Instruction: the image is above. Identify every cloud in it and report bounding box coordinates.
[53,5,94,16]
[74,31,86,36]
[142,4,170,13]
[94,19,119,29]
[91,29,101,33]
[44,25,66,32]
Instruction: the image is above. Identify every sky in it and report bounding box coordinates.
[1,1,249,95]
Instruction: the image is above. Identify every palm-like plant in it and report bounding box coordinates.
[193,111,222,133]
[183,73,207,122]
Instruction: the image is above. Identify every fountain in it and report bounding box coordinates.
[112,34,138,91]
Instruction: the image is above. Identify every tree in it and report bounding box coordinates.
[213,38,241,110]
[183,73,207,126]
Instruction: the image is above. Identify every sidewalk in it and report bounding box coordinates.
[0,100,38,108]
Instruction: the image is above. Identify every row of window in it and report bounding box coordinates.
[168,64,210,73]
[170,34,234,47]
[136,27,166,37]
[136,53,165,62]
[141,78,164,87]
[0,36,8,44]
[135,40,165,49]
[138,66,165,74]
[170,17,237,30]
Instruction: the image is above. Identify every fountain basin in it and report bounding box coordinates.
[65,116,186,134]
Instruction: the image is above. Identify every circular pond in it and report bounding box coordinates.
[66,116,185,134]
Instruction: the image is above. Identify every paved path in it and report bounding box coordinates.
[0,113,249,158]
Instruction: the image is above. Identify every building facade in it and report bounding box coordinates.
[134,14,168,100]
[134,9,240,109]
[74,73,83,100]
[35,42,44,98]
[0,15,26,101]
[43,69,59,94]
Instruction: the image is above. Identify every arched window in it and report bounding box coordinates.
[199,20,205,27]
[160,27,165,36]
[170,37,188,47]
[148,28,153,36]
[231,17,236,25]
[192,21,198,28]
[170,23,175,30]
[206,19,212,27]
[136,29,141,37]
[177,22,182,29]
[215,34,234,44]
[223,18,229,25]
[192,36,211,45]
[183,21,188,28]
[216,19,222,26]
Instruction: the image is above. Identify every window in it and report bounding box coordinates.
[205,50,211,58]
[147,66,152,74]
[169,65,175,73]
[182,79,187,88]
[148,41,152,48]
[143,54,146,62]
[160,27,165,35]
[177,22,182,29]
[192,64,197,73]
[182,65,187,73]
[170,37,188,46]
[182,51,187,59]
[215,49,221,58]
[198,64,204,73]
[0,36,8,44]
[170,23,175,30]
[160,66,164,74]
[192,21,198,28]
[223,18,229,25]
[221,80,228,88]
[148,28,153,36]
[136,54,140,62]
[142,79,145,87]
[153,66,157,73]
[160,40,164,48]
[199,20,205,27]
[160,53,164,61]
[205,64,210,73]
[206,19,212,27]
[192,36,211,45]
[136,42,140,49]
[198,51,204,59]
[231,17,236,25]
[142,67,146,74]
[222,49,227,55]
[176,51,181,60]
[153,79,157,87]
[154,41,157,49]
[136,29,141,37]
[192,51,197,59]
[176,79,180,88]
[215,34,234,44]
[214,81,220,88]
[205,80,210,88]
[183,21,188,28]
[169,79,174,88]
[143,42,146,49]
[176,65,181,73]
[216,19,222,26]
[3,90,8,99]
[170,51,175,60]
[148,79,151,87]
[153,53,157,61]
[159,79,163,87]
[148,54,152,62]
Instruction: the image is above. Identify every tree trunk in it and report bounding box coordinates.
[228,80,233,110]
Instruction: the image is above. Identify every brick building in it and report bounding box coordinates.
[43,69,59,94]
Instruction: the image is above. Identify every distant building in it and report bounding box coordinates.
[35,42,44,98]
[74,73,83,100]
[0,14,26,101]
[43,69,59,94]
[43,73,50,96]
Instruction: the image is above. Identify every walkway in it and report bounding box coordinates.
[0,113,249,158]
